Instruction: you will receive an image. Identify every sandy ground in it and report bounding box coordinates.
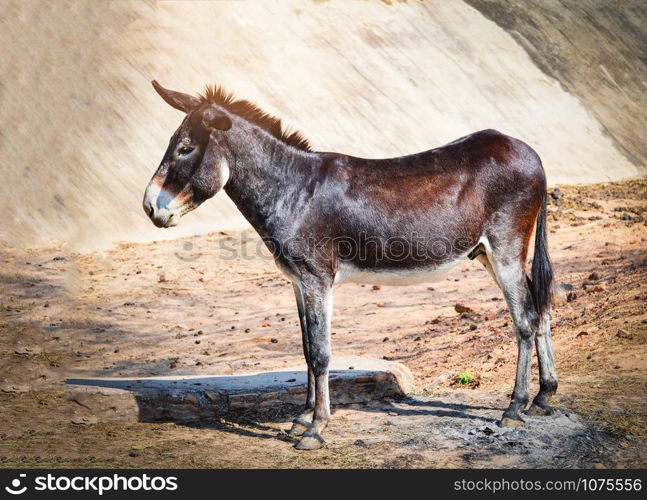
[0,179,645,468]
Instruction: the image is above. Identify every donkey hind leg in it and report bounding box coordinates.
[484,249,539,427]
[288,283,316,436]
[294,279,332,450]
[527,312,558,416]
[480,243,558,418]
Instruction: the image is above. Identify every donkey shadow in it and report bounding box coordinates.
[67,369,501,443]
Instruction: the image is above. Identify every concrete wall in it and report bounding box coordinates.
[0,0,643,250]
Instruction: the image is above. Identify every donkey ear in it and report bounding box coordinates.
[202,108,232,131]
[151,80,201,113]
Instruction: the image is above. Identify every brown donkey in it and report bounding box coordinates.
[143,81,557,450]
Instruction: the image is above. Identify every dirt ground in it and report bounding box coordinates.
[0,179,645,468]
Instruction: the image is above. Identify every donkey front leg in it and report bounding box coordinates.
[294,278,332,450]
[288,283,316,436]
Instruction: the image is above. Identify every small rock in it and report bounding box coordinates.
[469,324,477,331]
[245,328,251,333]
[1,384,30,394]
[588,272,600,281]
[382,337,389,342]
[195,339,201,344]
[270,338,278,343]
[428,373,450,390]
[616,329,633,340]
[454,303,474,314]
[71,416,98,425]
[129,450,139,457]
[576,331,588,338]
[113,348,120,353]
[567,292,577,303]
[372,285,381,291]
[14,346,43,356]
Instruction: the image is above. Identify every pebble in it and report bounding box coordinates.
[454,303,474,314]
[616,329,633,339]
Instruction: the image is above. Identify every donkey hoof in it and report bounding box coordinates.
[499,416,525,428]
[288,420,310,436]
[527,403,554,416]
[295,434,325,451]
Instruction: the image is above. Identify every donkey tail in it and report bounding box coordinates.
[530,194,553,317]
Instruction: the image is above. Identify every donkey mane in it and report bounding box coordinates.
[199,85,312,152]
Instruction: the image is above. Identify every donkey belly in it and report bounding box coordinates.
[334,258,462,286]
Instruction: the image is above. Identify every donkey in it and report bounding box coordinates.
[143,81,557,450]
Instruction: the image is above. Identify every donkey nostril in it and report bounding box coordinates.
[147,205,154,218]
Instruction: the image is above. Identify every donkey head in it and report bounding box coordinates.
[143,81,232,228]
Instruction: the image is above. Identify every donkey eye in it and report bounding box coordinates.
[178,146,194,155]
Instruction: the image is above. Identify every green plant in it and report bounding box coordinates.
[455,371,473,385]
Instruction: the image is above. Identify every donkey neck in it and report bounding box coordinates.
[223,124,320,238]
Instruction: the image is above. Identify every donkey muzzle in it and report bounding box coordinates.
[143,183,182,228]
